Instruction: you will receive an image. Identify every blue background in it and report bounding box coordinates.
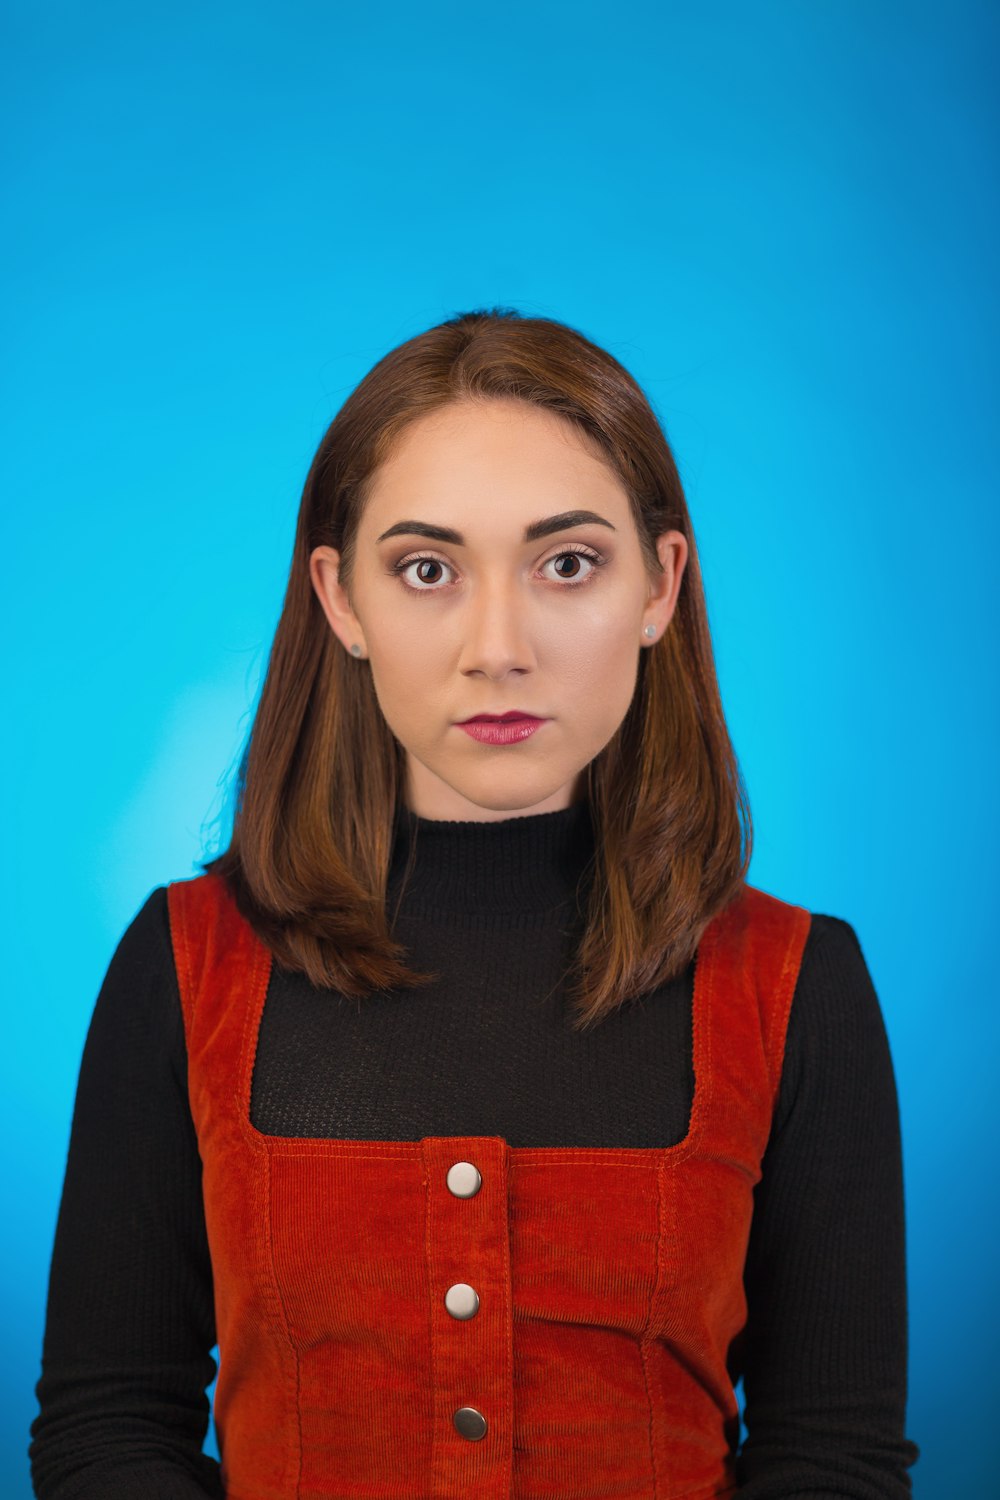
[4,2,997,1495]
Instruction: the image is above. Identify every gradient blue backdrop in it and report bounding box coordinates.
[4,2,997,1495]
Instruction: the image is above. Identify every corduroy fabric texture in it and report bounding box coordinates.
[167,872,811,1500]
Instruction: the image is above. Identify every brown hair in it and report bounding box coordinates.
[202,307,751,1031]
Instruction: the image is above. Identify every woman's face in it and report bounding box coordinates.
[310,398,687,821]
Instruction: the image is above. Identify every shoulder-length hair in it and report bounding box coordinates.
[202,307,751,1031]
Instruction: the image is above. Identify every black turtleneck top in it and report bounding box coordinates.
[29,801,920,1496]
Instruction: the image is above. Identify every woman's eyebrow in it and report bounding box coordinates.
[375,510,617,546]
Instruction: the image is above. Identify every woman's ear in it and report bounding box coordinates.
[643,529,688,638]
[308,546,368,659]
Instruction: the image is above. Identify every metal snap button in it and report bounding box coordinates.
[444,1283,480,1319]
[446,1161,482,1198]
[453,1405,487,1440]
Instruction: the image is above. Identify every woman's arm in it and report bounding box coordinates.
[29,888,223,1500]
[735,915,920,1498]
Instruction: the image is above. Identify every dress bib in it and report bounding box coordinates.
[167,873,811,1500]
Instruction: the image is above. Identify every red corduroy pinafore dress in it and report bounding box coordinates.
[166,872,811,1500]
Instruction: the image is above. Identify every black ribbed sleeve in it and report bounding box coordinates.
[735,917,920,1495]
[29,892,223,1499]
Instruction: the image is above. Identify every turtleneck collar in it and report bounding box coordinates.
[386,798,596,916]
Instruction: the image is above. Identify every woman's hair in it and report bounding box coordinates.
[202,307,752,1031]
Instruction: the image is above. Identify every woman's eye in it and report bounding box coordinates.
[391,547,604,593]
[393,556,456,590]
[541,549,601,583]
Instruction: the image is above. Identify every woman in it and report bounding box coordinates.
[30,308,920,1498]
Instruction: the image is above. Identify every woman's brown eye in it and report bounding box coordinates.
[542,549,603,584]
[415,560,443,585]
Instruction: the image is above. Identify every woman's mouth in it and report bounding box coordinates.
[456,715,549,745]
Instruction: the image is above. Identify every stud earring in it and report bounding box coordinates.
[350,644,362,657]
[644,626,656,638]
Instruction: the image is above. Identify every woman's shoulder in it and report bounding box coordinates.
[95,884,184,1025]
[107,882,176,978]
[737,884,871,995]
[80,885,189,1099]
[778,907,897,1128]
[794,909,880,1014]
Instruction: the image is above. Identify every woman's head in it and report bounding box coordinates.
[204,308,751,1029]
[309,393,687,821]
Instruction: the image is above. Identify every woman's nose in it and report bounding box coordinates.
[457,588,536,677]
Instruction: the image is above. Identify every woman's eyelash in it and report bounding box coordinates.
[389,545,606,592]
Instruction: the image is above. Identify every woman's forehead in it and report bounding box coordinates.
[364,401,629,527]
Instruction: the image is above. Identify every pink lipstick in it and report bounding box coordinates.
[457,713,549,745]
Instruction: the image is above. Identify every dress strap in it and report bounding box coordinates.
[698,882,812,1121]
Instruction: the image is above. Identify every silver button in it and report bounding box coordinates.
[446,1161,482,1198]
[444,1283,480,1319]
[453,1405,487,1440]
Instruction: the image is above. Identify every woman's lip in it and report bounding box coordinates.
[458,718,548,745]
[459,714,546,724]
